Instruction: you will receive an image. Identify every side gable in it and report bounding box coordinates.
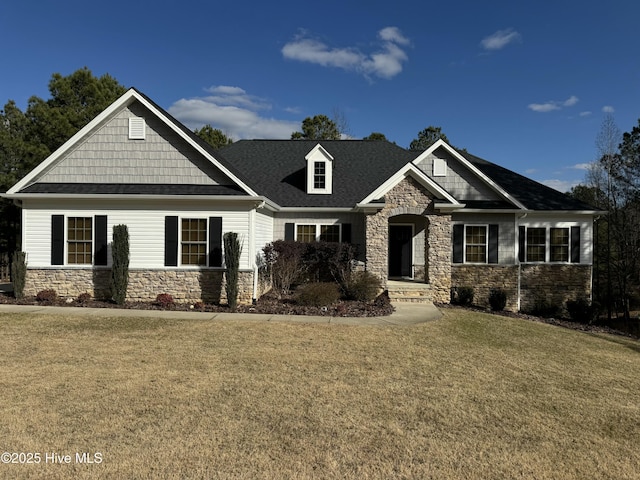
[6,88,257,197]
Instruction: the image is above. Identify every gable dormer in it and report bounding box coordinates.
[305,143,334,194]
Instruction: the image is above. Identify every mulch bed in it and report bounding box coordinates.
[0,290,395,318]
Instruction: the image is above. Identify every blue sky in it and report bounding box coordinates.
[2,0,639,192]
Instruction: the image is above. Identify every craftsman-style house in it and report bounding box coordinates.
[2,88,600,311]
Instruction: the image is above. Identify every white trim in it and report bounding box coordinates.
[433,157,447,177]
[7,88,259,197]
[305,144,334,194]
[412,139,528,210]
[360,162,459,205]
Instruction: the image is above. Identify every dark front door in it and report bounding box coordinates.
[389,225,413,278]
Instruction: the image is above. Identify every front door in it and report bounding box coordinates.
[389,225,413,278]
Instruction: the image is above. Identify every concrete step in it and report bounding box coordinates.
[387,282,433,303]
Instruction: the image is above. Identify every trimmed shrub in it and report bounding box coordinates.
[566,297,599,324]
[489,288,508,311]
[110,224,130,305]
[11,251,27,300]
[36,289,58,304]
[345,271,381,303]
[77,292,92,304]
[528,295,560,318]
[452,286,474,306]
[224,232,242,311]
[295,282,341,307]
[155,293,175,309]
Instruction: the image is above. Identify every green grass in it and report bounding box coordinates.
[0,308,638,479]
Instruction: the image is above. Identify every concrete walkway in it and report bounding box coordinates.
[0,300,442,326]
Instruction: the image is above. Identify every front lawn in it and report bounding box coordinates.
[0,309,638,479]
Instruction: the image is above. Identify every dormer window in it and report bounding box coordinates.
[314,162,326,189]
[306,144,333,194]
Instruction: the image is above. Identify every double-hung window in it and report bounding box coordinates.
[181,218,208,266]
[313,162,326,190]
[519,226,580,263]
[465,225,487,263]
[296,224,341,243]
[452,224,498,264]
[51,215,108,266]
[550,228,569,262]
[67,217,93,264]
[526,228,546,262]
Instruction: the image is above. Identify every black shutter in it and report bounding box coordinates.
[452,224,464,263]
[164,216,178,266]
[488,224,499,264]
[342,223,352,243]
[94,215,108,266]
[209,217,223,267]
[518,226,526,263]
[51,215,65,265]
[284,223,295,241]
[571,226,581,263]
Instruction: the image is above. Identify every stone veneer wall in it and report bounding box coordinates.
[25,268,256,305]
[520,264,592,314]
[365,176,452,303]
[452,264,592,313]
[426,214,452,303]
[451,265,519,311]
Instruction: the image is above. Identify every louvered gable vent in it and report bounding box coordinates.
[128,117,146,139]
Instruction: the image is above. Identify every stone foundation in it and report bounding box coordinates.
[25,268,256,305]
[520,264,592,314]
[452,264,592,313]
[452,265,519,311]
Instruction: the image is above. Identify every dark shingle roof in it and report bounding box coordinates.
[21,183,246,195]
[217,140,415,207]
[458,150,598,211]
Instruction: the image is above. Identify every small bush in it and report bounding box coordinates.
[489,288,508,311]
[296,282,341,307]
[155,293,175,309]
[528,296,560,318]
[452,286,474,306]
[11,251,27,300]
[77,292,92,304]
[345,271,381,302]
[36,289,58,304]
[566,297,599,324]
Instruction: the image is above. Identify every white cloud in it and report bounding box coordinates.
[541,178,581,192]
[525,168,537,174]
[282,27,411,79]
[528,95,579,113]
[580,111,592,117]
[168,87,299,140]
[563,95,579,107]
[602,105,615,113]
[571,163,592,170]
[480,29,521,50]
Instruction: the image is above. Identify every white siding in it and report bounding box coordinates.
[22,199,253,269]
[518,214,593,264]
[452,213,518,264]
[254,210,274,260]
